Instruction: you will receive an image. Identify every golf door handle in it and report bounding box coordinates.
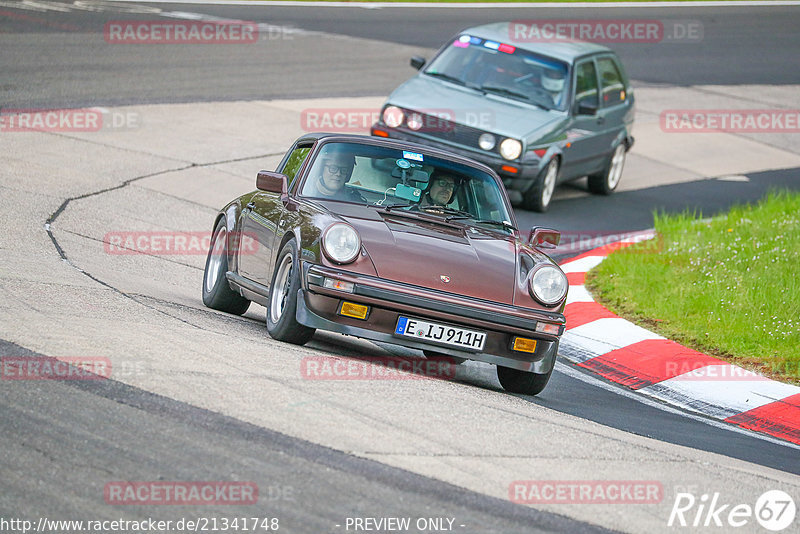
[246,202,256,210]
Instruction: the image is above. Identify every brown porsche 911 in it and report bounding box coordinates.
[202,133,567,395]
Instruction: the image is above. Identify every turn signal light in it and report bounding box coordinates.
[340,301,369,320]
[512,337,537,353]
[536,323,561,336]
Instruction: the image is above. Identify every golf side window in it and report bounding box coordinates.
[597,57,626,107]
[574,59,599,109]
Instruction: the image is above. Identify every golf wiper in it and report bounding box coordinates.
[479,85,532,101]
[425,71,478,89]
[479,85,538,105]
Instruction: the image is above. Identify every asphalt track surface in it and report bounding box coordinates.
[3,2,800,108]
[2,2,800,533]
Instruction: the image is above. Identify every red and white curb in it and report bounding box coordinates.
[557,231,800,446]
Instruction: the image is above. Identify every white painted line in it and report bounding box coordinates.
[565,285,593,305]
[560,255,605,274]
[554,361,800,451]
[108,0,800,8]
[563,317,664,357]
[640,366,800,418]
[717,174,751,182]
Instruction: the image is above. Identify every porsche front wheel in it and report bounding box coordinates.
[266,239,315,345]
[496,365,552,396]
[202,219,250,315]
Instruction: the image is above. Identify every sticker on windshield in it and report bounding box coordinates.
[402,151,423,162]
[396,158,411,169]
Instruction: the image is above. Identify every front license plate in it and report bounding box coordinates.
[395,316,486,351]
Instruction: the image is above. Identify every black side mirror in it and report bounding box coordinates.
[256,171,288,194]
[528,227,561,249]
[576,100,598,116]
[410,56,426,70]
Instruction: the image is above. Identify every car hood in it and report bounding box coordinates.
[345,212,517,305]
[388,75,561,139]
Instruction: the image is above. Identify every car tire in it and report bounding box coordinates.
[522,158,558,213]
[202,218,250,316]
[588,143,626,195]
[266,239,315,345]
[496,365,552,396]
[423,350,466,365]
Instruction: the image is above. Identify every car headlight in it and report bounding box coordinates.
[322,223,361,264]
[478,133,496,150]
[529,265,567,306]
[499,138,522,160]
[407,113,423,131]
[383,106,404,128]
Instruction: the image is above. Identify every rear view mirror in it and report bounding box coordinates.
[410,56,426,70]
[528,227,561,249]
[256,171,288,194]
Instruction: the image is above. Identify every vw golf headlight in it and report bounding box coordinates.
[383,106,404,128]
[529,265,567,306]
[478,133,496,151]
[322,223,361,264]
[499,138,522,160]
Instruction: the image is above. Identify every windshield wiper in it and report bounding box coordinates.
[418,205,473,219]
[472,219,517,231]
[372,203,409,211]
[479,85,550,110]
[425,71,480,90]
[479,85,531,101]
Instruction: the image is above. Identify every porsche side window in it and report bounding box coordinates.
[281,146,312,187]
[597,57,625,107]
[574,60,599,108]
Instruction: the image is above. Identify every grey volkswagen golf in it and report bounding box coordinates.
[371,22,635,212]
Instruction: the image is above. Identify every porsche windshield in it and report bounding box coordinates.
[299,142,515,231]
[423,35,570,111]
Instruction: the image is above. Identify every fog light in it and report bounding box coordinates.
[536,323,561,336]
[512,337,537,353]
[340,301,369,320]
[324,278,354,293]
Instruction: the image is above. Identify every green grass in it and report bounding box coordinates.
[587,190,800,385]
